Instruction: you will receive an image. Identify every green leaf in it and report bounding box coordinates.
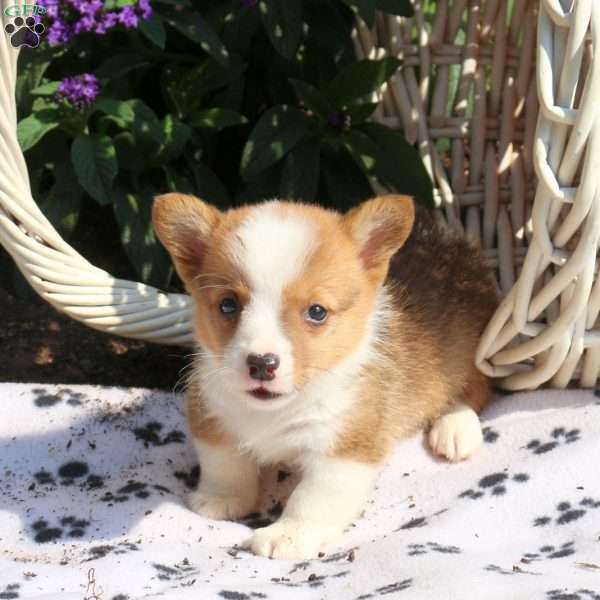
[320,145,373,211]
[71,134,118,205]
[114,187,173,288]
[154,115,191,162]
[114,132,145,171]
[290,79,335,117]
[17,110,59,152]
[94,98,163,147]
[167,14,230,66]
[15,47,59,114]
[241,105,311,180]
[187,161,231,208]
[280,138,320,202]
[346,123,434,206]
[259,0,303,59]
[30,81,60,96]
[139,14,166,48]
[375,0,414,16]
[40,179,82,237]
[189,108,248,131]
[161,58,245,118]
[325,57,401,107]
[95,54,150,80]
[341,0,376,27]
[346,102,378,124]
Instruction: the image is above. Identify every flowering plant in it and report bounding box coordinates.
[14,0,431,291]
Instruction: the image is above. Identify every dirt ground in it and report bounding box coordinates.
[0,288,190,389]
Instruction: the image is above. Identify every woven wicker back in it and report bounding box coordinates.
[355,0,600,390]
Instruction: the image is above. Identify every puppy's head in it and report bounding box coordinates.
[153,194,414,409]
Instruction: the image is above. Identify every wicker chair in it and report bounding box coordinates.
[1,0,598,390]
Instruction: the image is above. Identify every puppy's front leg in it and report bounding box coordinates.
[245,456,378,560]
[189,439,259,521]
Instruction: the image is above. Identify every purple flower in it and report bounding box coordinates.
[327,112,350,130]
[36,0,153,46]
[136,0,153,20]
[118,5,138,29]
[56,73,100,111]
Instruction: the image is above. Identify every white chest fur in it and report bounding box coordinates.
[197,352,366,466]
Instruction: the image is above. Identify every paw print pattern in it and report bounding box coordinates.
[356,579,413,599]
[174,465,200,490]
[4,16,45,49]
[526,427,581,454]
[31,515,90,543]
[534,498,600,527]
[407,542,461,556]
[547,589,600,600]
[521,541,576,562]
[84,542,139,562]
[482,427,500,443]
[459,471,529,499]
[133,421,185,447]
[100,480,171,505]
[32,387,86,407]
[0,583,20,599]
[152,560,199,583]
[31,461,105,492]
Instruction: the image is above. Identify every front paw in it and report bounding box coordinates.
[243,521,326,560]
[188,488,256,521]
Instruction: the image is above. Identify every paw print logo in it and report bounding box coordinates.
[4,16,45,49]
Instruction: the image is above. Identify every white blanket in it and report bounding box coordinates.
[1,383,599,600]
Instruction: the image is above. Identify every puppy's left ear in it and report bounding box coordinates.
[343,194,415,282]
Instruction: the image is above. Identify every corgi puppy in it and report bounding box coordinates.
[152,193,497,560]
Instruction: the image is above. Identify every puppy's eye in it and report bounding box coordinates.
[305,304,328,324]
[219,297,239,315]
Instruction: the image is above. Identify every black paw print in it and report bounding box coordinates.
[482,426,500,443]
[100,480,171,505]
[356,579,413,599]
[0,583,20,599]
[32,387,86,408]
[521,541,576,562]
[4,16,44,49]
[31,515,90,543]
[133,421,185,447]
[152,559,199,583]
[84,542,139,562]
[174,465,200,490]
[31,461,105,492]
[547,589,600,600]
[459,471,529,499]
[526,427,580,454]
[407,542,461,556]
[534,497,600,527]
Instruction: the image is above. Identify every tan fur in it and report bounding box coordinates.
[332,207,497,463]
[153,194,497,461]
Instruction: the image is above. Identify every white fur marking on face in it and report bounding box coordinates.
[224,202,318,388]
[428,402,483,462]
[229,202,317,295]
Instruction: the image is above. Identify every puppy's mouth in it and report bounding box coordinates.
[247,387,284,401]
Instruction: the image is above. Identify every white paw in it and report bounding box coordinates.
[188,488,256,521]
[428,404,483,462]
[243,521,325,560]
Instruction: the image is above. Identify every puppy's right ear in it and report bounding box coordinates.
[152,193,220,283]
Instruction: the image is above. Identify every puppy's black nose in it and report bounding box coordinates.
[247,353,280,381]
